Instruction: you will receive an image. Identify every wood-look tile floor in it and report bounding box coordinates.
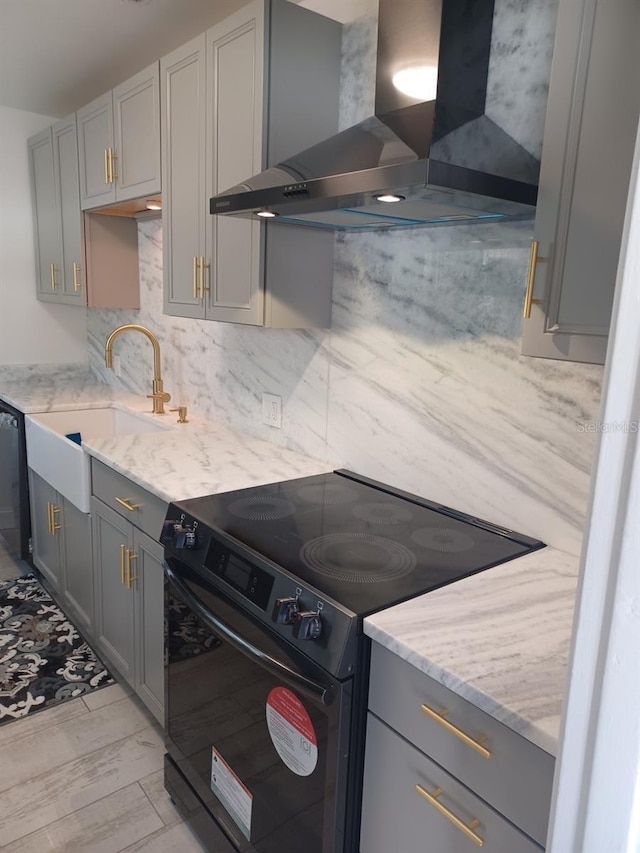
[0,537,206,852]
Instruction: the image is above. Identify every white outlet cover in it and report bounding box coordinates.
[262,393,282,428]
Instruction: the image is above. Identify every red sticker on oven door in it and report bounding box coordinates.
[266,687,318,776]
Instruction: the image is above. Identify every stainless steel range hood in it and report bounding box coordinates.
[210,0,540,230]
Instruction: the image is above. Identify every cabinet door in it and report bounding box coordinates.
[52,115,85,304]
[161,34,207,319]
[28,470,63,592]
[205,2,266,325]
[521,0,640,364]
[28,128,63,301]
[133,528,165,725]
[91,497,136,684]
[61,497,92,634]
[77,92,116,210]
[113,62,161,202]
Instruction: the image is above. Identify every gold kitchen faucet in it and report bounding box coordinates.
[105,324,171,415]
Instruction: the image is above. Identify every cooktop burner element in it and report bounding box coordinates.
[300,533,417,583]
[228,495,296,521]
[168,471,544,618]
[352,502,414,525]
[412,526,476,553]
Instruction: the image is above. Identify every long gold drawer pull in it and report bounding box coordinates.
[421,704,491,759]
[523,239,546,319]
[109,149,118,181]
[120,544,126,584]
[73,262,81,291]
[125,551,138,589]
[415,784,484,848]
[104,148,110,185]
[115,496,140,512]
[193,256,199,299]
[46,502,53,534]
[199,256,210,297]
[51,505,61,532]
[50,263,57,290]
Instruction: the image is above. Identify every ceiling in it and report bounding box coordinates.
[0,0,376,118]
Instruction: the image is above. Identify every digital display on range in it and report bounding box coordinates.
[204,540,274,610]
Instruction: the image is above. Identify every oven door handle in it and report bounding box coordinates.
[165,562,335,706]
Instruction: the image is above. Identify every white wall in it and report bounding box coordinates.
[0,105,87,366]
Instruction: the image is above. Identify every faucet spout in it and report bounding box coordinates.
[104,324,171,414]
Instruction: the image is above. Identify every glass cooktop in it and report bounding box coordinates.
[173,471,544,617]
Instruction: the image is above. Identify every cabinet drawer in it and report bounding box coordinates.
[369,642,553,847]
[361,714,542,853]
[91,458,167,542]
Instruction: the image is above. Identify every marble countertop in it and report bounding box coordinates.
[364,546,579,756]
[2,365,577,756]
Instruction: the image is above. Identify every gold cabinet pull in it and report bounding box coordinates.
[50,504,61,533]
[199,256,210,298]
[104,148,110,185]
[50,263,58,290]
[415,784,484,847]
[523,240,547,319]
[193,256,199,299]
[120,543,126,584]
[421,704,491,759]
[125,551,138,589]
[109,148,118,181]
[46,501,53,534]
[115,496,140,512]
[72,262,82,291]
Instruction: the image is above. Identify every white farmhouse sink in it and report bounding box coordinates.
[25,405,173,513]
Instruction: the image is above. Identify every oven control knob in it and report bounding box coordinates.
[272,597,300,625]
[292,610,322,641]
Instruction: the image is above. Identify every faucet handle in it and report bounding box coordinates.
[170,406,188,424]
[147,390,171,415]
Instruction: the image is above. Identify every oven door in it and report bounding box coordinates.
[164,556,353,853]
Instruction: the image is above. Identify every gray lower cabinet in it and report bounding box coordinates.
[361,642,553,852]
[521,0,640,364]
[29,469,93,633]
[91,459,166,724]
[161,0,341,327]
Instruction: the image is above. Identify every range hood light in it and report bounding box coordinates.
[392,65,438,102]
[256,210,278,218]
[375,194,406,203]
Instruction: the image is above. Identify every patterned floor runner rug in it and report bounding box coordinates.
[0,573,115,725]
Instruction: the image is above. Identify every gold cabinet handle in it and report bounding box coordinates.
[115,496,141,512]
[72,262,82,291]
[523,240,547,319]
[110,148,118,181]
[120,543,126,584]
[125,551,138,589]
[104,148,110,185]
[46,501,53,534]
[50,504,61,532]
[421,704,491,759]
[415,784,484,848]
[50,263,58,290]
[193,256,199,299]
[199,256,210,297]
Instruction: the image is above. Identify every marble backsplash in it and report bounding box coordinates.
[87,217,602,556]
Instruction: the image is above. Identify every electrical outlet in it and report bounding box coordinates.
[262,393,282,428]
[113,355,122,378]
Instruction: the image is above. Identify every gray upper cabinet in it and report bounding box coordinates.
[162,0,341,326]
[29,115,84,305]
[522,0,640,364]
[77,62,161,210]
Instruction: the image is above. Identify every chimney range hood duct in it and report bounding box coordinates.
[210,0,540,230]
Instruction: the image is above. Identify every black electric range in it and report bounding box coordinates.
[161,470,544,853]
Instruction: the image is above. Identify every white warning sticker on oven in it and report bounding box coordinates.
[211,747,252,840]
[266,686,318,776]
